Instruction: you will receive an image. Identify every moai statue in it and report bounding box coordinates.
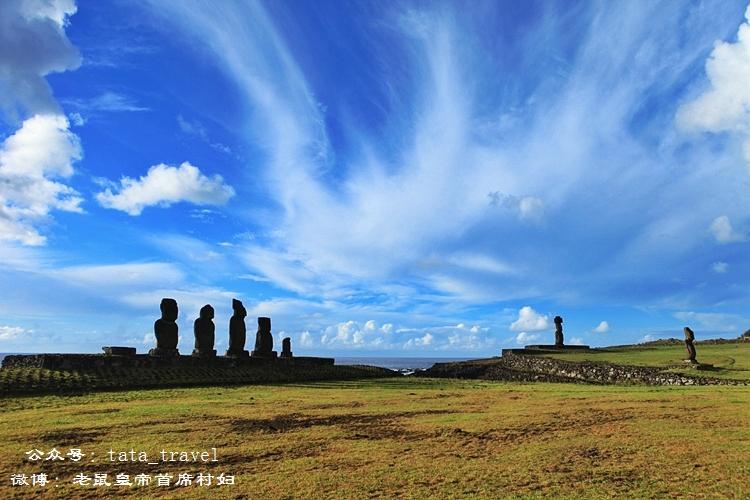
[683,326,697,363]
[226,299,249,358]
[554,316,564,347]
[251,317,277,358]
[280,337,293,358]
[149,298,180,356]
[192,304,216,357]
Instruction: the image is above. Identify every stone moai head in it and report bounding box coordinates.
[554,316,563,327]
[160,298,178,322]
[258,316,271,332]
[684,326,694,338]
[282,337,291,352]
[200,304,214,320]
[232,299,246,318]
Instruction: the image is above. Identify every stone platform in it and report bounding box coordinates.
[501,344,591,357]
[1,352,334,370]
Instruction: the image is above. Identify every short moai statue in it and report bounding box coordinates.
[554,316,564,347]
[683,326,697,364]
[280,337,293,358]
[192,304,216,357]
[226,299,249,357]
[251,317,277,358]
[149,298,180,356]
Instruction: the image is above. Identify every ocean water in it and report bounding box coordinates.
[335,357,474,372]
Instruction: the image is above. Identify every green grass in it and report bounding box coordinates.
[543,342,750,380]
[1,378,749,498]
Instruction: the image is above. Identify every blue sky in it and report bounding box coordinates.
[2,0,750,356]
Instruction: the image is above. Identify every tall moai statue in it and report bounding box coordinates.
[149,298,180,357]
[226,299,249,357]
[554,315,564,347]
[683,326,697,363]
[192,304,216,357]
[280,337,293,358]
[251,317,277,358]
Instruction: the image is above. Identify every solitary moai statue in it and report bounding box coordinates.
[554,316,564,347]
[149,298,179,357]
[251,317,277,358]
[226,299,249,357]
[280,337,293,358]
[683,326,697,363]
[192,304,216,357]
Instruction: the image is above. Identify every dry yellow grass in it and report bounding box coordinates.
[0,378,749,498]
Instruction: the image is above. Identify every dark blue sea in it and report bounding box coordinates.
[336,357,474,373]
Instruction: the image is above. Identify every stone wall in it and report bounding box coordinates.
[1,353,334,370]
[418,352,746,386]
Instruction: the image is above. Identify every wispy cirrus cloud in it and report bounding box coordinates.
[144,1,750,313]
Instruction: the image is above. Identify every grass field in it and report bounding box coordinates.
[543,342,750,380]
[1,377,749,498]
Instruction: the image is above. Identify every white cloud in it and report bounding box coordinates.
[709,215,745,243]
[405,332,434,348]
[518,196,545,221]
[712,261,729,274]
[677,6,750,167]
[177,114,232,154]
[515,331,539,345]
[638,334,657,344]
[0,325,27,340]
[96,161,235,215]
[0,113,83,245]
[363,320,376,331]
[65,91,149,115]
[674,311,745,333]
[568,337,585,346]
[299,330,313,347]
[380,323,393,334]
[593,320,610,333]
[0,0,81,117]
[510,306,549,332]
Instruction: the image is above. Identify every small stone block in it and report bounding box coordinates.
[148,348,180,357]
[192,349,217,357]
[251,350,278,358]
[225,349,249,358]
[102,346,136,356]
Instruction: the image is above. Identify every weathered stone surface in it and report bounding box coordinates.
[280,337,293,358]
[149,298,179,357]
[251,316,277,358]
[102,346,136,356]
[226,299,249,358]
[554,315,564,347]
[684,326,697,363]
[193,304,216,357]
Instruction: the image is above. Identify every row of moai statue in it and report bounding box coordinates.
[148,298,293,359]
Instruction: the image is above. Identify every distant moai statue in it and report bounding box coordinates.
[683,326,697,363]
[192,304,216,357]
[226,299,249,357]
[280,337,293,358]
[149,298,179,356]
[251,317,277,358]
[554,316,564,347]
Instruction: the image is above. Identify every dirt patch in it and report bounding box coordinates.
[303,401,364,410]
[35,427,106,446]
[78,408,121,415]
[230,409,453,441]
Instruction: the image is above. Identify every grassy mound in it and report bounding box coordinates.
[543,342,750,380]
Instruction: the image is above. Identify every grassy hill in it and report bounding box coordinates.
[543,342,750,380]
[0,378,748,497]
